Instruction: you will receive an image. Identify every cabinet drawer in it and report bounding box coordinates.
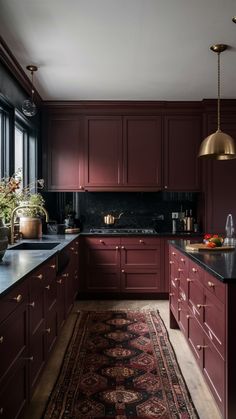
[85,237,120,247]
[204,271,226,304]
[203,289,225,358]
[188,276,204,324]
[121,237,160,246]
[188,259,205,283]
[0,302,28,383]
[0,279,28,321]
[122,247,160,267]
[187,314,203,368]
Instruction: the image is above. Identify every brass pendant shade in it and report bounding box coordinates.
[198,44,236,160]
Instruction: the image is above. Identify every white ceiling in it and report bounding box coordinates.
[0,0,236,101]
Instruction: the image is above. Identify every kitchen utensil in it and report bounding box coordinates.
[224,214,235,246]
[103,212,124,225]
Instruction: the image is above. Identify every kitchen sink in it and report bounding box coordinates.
[9,242,60,250]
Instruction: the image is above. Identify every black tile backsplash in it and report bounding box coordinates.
[43,191,201,233]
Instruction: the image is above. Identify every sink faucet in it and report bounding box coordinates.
[10,205,49,245]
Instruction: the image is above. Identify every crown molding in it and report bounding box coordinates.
[0,35,42,103]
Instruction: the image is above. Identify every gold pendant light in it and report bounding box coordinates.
[198,44,236,160]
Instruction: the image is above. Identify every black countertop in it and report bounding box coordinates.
[80,229,202,237]
[169,239,236,283]
[0,234,79,297]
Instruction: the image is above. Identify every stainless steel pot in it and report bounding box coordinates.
[103,212,123,225]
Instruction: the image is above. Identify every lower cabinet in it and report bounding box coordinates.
[169,245,227,418]
[0,237,79,419]
[81,236,164,295]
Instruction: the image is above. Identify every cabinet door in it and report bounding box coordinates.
[120,237,162,292]
[85,237,120,292]
[44,115,83,191]
[84,116,122,189]
[123,117,162,189]
[164,115,201,191]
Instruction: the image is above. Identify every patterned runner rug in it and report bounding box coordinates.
[43,310,199,418]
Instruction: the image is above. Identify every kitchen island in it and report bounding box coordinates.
[169,239,236,419]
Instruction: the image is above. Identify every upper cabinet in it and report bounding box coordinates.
[123,117,162,189]
[43,114,84,191]
[84,116,122,189]
[41,104,203,192]
[163,115,202,191]
[84,116,162,190]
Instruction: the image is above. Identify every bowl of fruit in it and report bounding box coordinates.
[203,234,224,248]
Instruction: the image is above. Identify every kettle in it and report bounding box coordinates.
[103,212,123,225]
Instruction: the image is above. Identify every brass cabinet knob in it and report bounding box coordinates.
[115,246,119,249]
[192,267,197,273]
[28,301,35,308]
[169,261,174,265]
[186,278,192,282]
[12,294,22,303]
[197,304,202,309]
[196,344,202,350]
[121,246,125,249]
[169,293,174,296]
[0,336,4,344]
[57,279,62,284]
[164,185,168,189]
[99,240,105,244]
[208,281,215,288]
[172,252,176,256]
[75,241,79,245]
[45,285,50,290]
[62,273,69,278]
[174,277,179,282]
[36,274,43,280]
[180,258,185,262]
[23,356,34,361]
[50,264,56,269]
[74,251,78,255]
[70,247,75,251]
[178,308,181,312]
[186,314,191,319]
[178,268,183,272]
[79,185,83,190]
[121,269,125,273]
[139,239,144,243]
[45,328,51,334]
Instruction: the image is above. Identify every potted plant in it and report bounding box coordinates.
[16,179,47,239]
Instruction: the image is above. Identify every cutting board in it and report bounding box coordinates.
[186,243,234,251]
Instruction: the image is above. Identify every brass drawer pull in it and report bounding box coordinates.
[50,264,56,269]
[121,269,125,273]
[62,273,69,278]
[57,279,62,284]
[0,336,4,344]
[75,241,79,245]
[197,304,208,309]
[172,252,176,256]
[115,246,119,249]
[186,314,191,319]
[36,274,43,280]
[74,251,78,255]
[28,301,35,308]
[45,285,50,290]
[45,328,51,334]
[99,240,105,244]
[169,261,174,265]
[121,246,125,249]
[23,356,34,361]
[186,278,192,282]
[192,267,197,273]
[139,239,144,243]
[208,281,215,288]
[174,277,179,282]
[70,247,75,251]
[169,293,174,296]
[178,308,181,312]
[196,345,208,351]
[12,294,22,303]
[178,268,183,272]
[180,258,185,262]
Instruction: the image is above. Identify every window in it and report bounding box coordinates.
[0,99,13,178]
[14,111,38,189]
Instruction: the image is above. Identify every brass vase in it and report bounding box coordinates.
[19,217,42,239]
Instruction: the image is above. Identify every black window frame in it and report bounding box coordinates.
[0,95,14,178]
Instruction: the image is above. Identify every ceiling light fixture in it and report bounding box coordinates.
[198,44,236,160]
[22,65,38,117]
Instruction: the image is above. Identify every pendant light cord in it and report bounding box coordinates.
[217,51,221,131]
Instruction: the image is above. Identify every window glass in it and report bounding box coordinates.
[14,126,24,184]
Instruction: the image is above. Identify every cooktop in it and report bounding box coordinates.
[89,228,156,234]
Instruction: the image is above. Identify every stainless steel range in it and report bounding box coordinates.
[89,228,156,234]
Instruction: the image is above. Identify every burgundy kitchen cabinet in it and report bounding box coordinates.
[120,237,162,293]
[83,237,121,292]
[163,115,202,191]
[84,116,122,189]
[0,279,29,419]
[123,117,162,189]
[82,236,165,295]
[43,114,84,191]
[203,116,236,233]
[28,258,57,395]
[168,245,228,418]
